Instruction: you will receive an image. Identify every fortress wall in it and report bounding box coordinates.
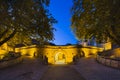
[14,45,104,64]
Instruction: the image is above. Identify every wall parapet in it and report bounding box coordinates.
[96,55,120,69]
[0,57,23,69]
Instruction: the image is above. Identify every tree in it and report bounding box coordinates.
[71,0,120,45]
[0,0,57,46]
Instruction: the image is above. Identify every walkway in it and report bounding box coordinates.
[1,56,120,80]
[71,57,120,80]
[0,56,49,80]
[40,65,85,80]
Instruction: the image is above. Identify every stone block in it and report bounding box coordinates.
[105,59,111,66]
[111,60,118,68]
[118,61,120,69]
[98,57,103,62]
[101,58,106,64]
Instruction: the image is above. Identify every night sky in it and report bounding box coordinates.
[49,0,77,45]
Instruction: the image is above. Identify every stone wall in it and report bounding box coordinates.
[42,45,78,64]
[15,45,38,57]
[96,55,120,69]
[0,50,8,59]
[81,46,104,57]
[0,57,23,69]
[14,45,104,64]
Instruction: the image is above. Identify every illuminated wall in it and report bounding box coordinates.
[81,46,104,57]
[42,45,78,64]
[0,43,13,59]
[14,45,104,64]
[15,45,38,57]
[0,42,107,64]
[99,42,112,50]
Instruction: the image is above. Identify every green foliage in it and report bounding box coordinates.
[0,0,57,46]
[71,0,120,44]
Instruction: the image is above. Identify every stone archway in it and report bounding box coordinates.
[54,52,66,64]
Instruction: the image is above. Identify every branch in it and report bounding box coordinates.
[105,30,120,45]
[0,30,17,46]
[0,29,9,39]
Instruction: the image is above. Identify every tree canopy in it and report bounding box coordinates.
[0,0,57,46]
[71,0,120,45]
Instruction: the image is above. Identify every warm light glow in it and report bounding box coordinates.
[1,43,107,64]
[55,52,66,64]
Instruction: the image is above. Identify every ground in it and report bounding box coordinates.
[71,57,120,80]
[0,56,120,80]
[40,65,85,80]
[0,56,49,80]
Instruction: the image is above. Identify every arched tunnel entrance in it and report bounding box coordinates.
[54,52,66,64]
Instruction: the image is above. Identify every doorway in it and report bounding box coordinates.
[54,52,66,64]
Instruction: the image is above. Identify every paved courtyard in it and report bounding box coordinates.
[40,65,85,80]
[71,57,120,80]
[0,57,49,80]
[0,56,120,80]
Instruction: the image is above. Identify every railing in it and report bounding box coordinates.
[96,55,120,69]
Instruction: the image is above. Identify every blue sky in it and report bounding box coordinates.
[49,0,77,45]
